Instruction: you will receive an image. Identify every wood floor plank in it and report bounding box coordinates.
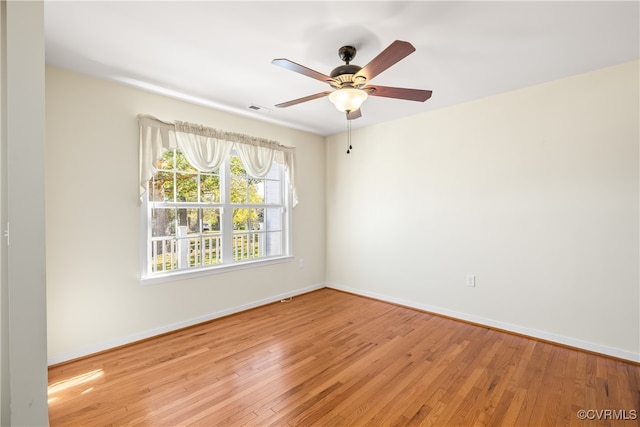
[48,288,640,426]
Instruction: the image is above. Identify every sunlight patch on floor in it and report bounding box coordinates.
[48,368,104,403]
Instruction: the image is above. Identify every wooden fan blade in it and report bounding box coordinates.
[354,40,416,81]
[272,59,335,84]
[275,91,332,108]
[346,109,362,120]
[365,85,432,102]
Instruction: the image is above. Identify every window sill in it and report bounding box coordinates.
[140,255,294,286]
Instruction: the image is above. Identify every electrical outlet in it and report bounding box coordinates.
[298,259,304,269]
[466,274,476,287]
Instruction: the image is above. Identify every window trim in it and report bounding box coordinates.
[139,255,295,286]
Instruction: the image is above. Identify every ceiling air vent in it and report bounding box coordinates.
[248,104,271,113]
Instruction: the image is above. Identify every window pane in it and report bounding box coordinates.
[175,237,192,269]
[234,208,262,231]
[200,173,220,203]
[152,208,176,237]
[151,238,177,272]
[201,234,222,265]
[247,178,264,204]
[263,178,282,205]
[232,232,249,260]
[176,173,198,202]
[230,176,248,203]
[148,180,161,203]
[202,208,220,233]
[149,171,175,202]
[161,174,175,202]
[263,207,282,232]
[232,208,249,231]
[251,208,264,230]
[265,231,283,256]
[176,208,200,234]
[231,177,266,205]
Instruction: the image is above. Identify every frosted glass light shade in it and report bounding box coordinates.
[328,88,368,112]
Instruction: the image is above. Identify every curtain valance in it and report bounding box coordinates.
[138,114,298,206]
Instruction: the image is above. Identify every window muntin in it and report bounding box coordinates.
[144,149,289,278]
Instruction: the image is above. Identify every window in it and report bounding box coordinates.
[142,148,291,280]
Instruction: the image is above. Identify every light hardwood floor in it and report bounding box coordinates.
[48,288,640,426]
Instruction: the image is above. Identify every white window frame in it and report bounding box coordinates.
[140,149,293,285]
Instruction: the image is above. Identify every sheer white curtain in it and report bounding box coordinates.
[138,114,298,205]
[235,143,276,177]
[138,115,176,199]
[174,121,233,172]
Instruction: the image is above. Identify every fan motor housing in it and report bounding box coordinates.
[330,64,361,79]
[330,65,367,89]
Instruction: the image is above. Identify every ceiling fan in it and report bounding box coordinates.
[272,40,433,120]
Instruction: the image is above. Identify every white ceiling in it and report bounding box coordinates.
[44,1,640,137]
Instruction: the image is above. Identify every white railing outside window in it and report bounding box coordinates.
[151,233,265,273]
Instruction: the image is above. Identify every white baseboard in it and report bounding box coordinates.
[49,282,639,365]
[327,283,640,363]
[47,283,326,366]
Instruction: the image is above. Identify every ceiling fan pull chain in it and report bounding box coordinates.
[346,117,353,154]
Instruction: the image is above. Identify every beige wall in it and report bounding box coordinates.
[46,66,326,364]
[326,61,640,362]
